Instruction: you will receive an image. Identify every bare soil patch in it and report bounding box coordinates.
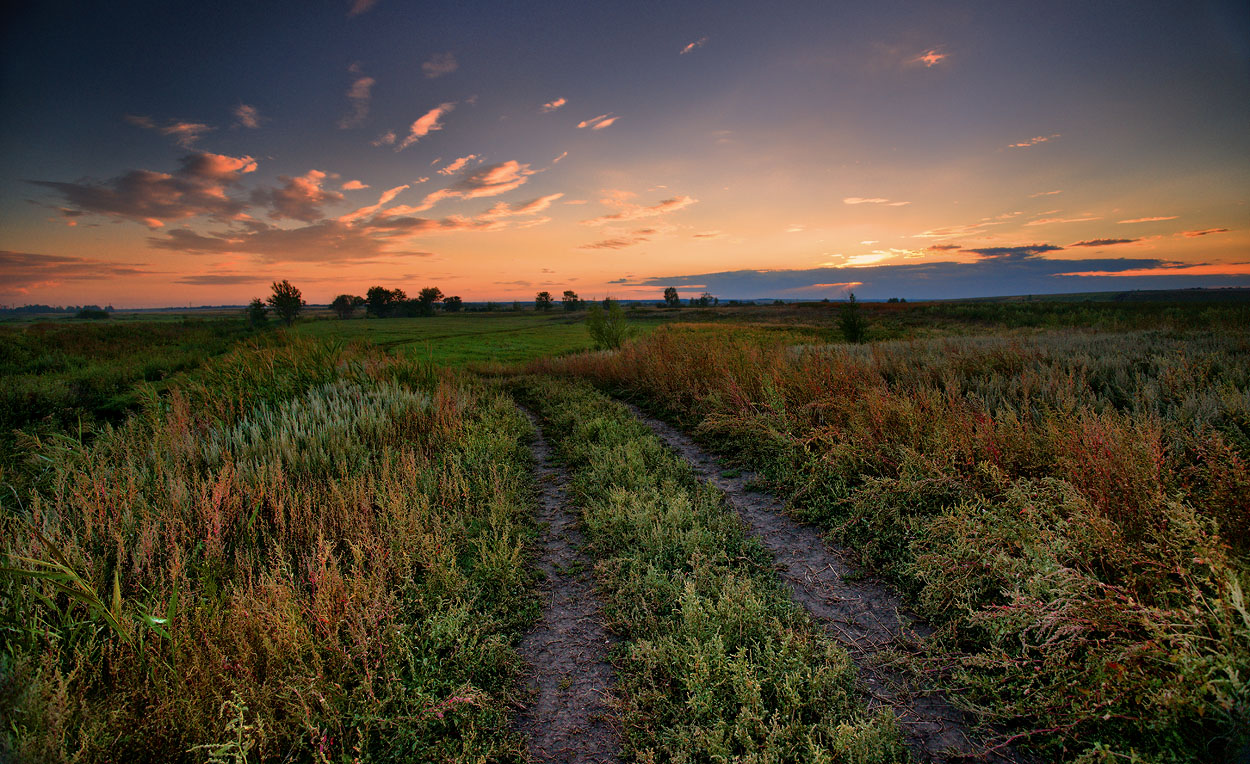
[514,408,619,764]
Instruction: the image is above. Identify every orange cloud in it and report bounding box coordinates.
[1024,215,1101,226]
[583,194,697,225]
[1118,215,1179,224]
[341,179,369,190]
[337,184,410,223]
[253,170,345,222]
[1,251,156,293]
[31,152,257,226]
[844,197,909,206]
[347,0,378,16]
[541,97,567,113]
[1179,228,1230,238]
[479,193,565,220]
[681,37,708,55]
[397,102,455,149]
[577,113,618,130]
[1057,262,1250,277]
[438,154,479,175]
[125,115,215,147]
[911,49,946,67]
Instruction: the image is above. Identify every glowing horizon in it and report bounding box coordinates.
[2,1,1247,308]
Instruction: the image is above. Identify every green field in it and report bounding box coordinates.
[2,298,1247,762]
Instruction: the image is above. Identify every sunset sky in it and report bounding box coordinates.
[2,0,1248,306]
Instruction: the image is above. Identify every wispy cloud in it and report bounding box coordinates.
[341,179,369,190]
[1029,189,1063,197]
[1008,134,1060,148]
[252,170,344,222]
[149,220,433,263]
[693,231,722,239]
[31,153,257,227]
[372,130,396,146]
[844,197,909,206]
[1180,227,1230,237]
[337,184,410,223]
[552,151,568,163]
[125,115,214,148]
[397,102,455,149]
[479,193,564,220]
[577,113,619,130]
[1118,215,1178,224]
[1024,214,1101,226]
[964,244,1063,259]
[384,160,537,214]
[583,194,697,225]
[438,154,479,175]
[0,251,155,293]
[541,97,567,113]
[911,49,946,67]
[580,229,653,250]
[347,0,378,17]
[681,36,708,55]
[1070,238,1138,247]
[338,74,376,129]
[233,104,263,129]
[422,52,458,79]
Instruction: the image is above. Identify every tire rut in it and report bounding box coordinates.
[514,407,619,764]
[621,401,1019,764]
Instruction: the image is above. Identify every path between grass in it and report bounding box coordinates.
[620,401,1019,763]
[514,407,620,763]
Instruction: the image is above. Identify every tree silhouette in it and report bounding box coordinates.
[562,289,581,311]
[330,294,364,319]
[535,291,553,311]
[267,280,304,326]
[442,295,463,312]
[663,287,680,307]
[838,292,868,343]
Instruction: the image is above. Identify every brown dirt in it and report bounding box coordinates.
[621,401,1021,763]
[514,408,620,764]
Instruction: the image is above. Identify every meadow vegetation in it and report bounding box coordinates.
[511,376,906,762]
[2,336,540,762]
[4,296,1248,762]
[530,323,1250,760]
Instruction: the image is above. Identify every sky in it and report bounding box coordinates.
[1,0,1248,307]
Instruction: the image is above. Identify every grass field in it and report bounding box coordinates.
[3,298,1247,762]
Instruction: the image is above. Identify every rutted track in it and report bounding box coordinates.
[621,401,1016,763]
[514,407,619,764]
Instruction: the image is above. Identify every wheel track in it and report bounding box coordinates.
[513,407,619,764]
[620,400,1021,764]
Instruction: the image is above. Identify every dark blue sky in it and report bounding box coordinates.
[2,0,1247,305]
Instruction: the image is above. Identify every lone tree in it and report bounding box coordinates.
[330,293,364,319]
[246,297,268,327]
[535,291,553,311]
[690,291,716,307]
[586,298,633,350]
[663,286,681,307]
[442,295,463,312]
[838,292,868,343]
[268,280,305,326]
[562,289,581,311]
[417,286,444,316]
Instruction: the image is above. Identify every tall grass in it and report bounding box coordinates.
[532,326,1250,760]
[2,338,537,762]
[513,376,906,762]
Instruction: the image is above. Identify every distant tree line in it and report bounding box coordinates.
[0,303,114,315]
